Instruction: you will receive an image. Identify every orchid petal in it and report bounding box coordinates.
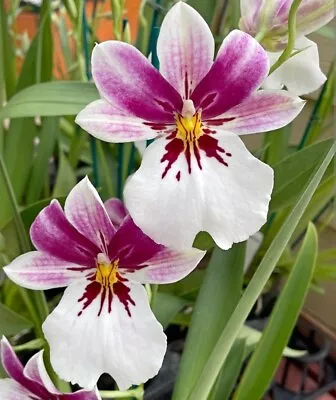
[239,0,264,33]
[43,280,166,390]
[4,251,92,290]
[0,379,31,399]
[125,133,273,250]
[295,0,334,36]
[23,351,60,394]
[126,247,205,284]
[108,216,163,267]
[64,177,116,251]
[76,100,166,143]
[210,90,305,135]
[91,41,182,122]
[191,30,269,119]
[1,337,24,380]
[30,200,99,267]
[0,337,48,398]
[264,38,327,96]
[157,2,214,100]
[104,198,128,228]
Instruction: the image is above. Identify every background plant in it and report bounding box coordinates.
[0,0,335,399]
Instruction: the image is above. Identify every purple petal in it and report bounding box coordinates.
[273,0,335,37]
[23,351,60,394]
[157,2,214,100]
[104,198,128,229]
[126,247,205,284]
[0,379,33,399]
[4,251,94,290]
[64,177,116,252]
[108,217,164,267]
[91,41,182,122]
[295,0,334,36]
[0,337,48,398]
[30,200,99,268]
[76,100,169,143]
[207,90,305,134]
[191,30,269,119]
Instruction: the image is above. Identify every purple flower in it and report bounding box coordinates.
[4,177,205,390]
[76,2,304,250]
[240,0,335,95]
[0,336,100,399]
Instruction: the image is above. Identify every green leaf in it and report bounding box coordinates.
[152,292,189,329]
[0,0,16,99]
[0,119,37,229]
[0,82,99,119]
[172,244,246,400]
[26,117,59,204]
[188,143,335,400]
[160,269,205,300]
[0,302,33,336]
[52,151,77,197]
[270,139,334,211]
[292,175,335,239]
[234,223,318,400]
[238,325,306,359]
[209,339,246,400]
[263,126,291,167]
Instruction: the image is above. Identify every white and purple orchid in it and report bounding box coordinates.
[0,336,100,399]
[4,177,205,390]
[76,2,304,250]
[240,0,335,95]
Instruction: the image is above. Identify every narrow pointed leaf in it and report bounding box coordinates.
[234,223,318,400]
[188,143,335,400]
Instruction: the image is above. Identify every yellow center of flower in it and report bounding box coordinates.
[176,112,202,144]
[96,255,119,287]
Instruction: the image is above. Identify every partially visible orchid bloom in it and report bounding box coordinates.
[0,336,100,399]
[4,177,205,390]
[76,2,304,250]
[240,0,335,95]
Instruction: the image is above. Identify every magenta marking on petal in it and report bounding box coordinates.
[143,122,168,131]
[77,278,100,317]
[205,117,236,126]
[198,135,229,166]
[113,278,135,317]
[160,135,184,179]
[176,171,181,181]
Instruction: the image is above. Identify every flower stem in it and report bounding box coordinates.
[269,0,303,75]
[99,385,144,398]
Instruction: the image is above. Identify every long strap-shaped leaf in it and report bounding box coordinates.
[188,143,335,400]
[234,222,318,400]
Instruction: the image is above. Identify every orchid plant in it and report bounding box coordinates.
[0,0,334,399]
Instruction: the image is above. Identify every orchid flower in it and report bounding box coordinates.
[76,2,304,250]
[0,336,100,399]
[4,177,205,390]
[240,0,335,95]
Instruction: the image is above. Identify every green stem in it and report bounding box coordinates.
[269,0,303,75]
[150,284,158,308]
[99,385,144,398]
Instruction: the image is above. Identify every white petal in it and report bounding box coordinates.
[64,177,116,250]
[43,279,166,390]
[264,37,326,96]
[0,379,31,399]
[124,133,273,250]
[157,2,214,99]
